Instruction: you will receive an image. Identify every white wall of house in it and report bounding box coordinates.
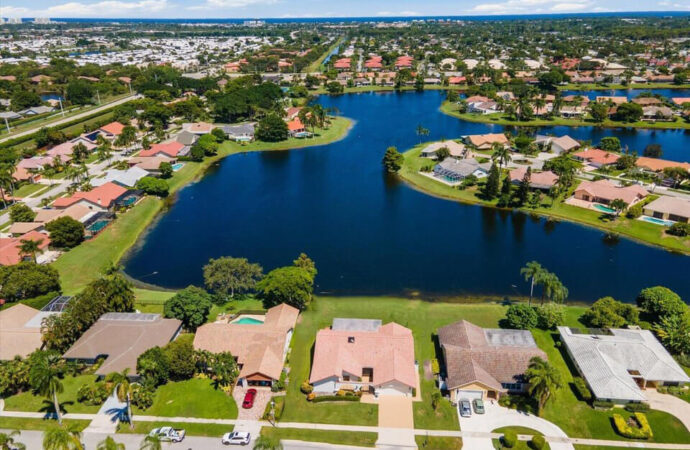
[376,380,413,396]
[313,377,338,393]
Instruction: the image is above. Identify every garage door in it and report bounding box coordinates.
[457,389,483,401]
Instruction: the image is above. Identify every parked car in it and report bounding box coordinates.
[459,399,472,417]
[242,388,257,409]
[473,398,485,414]
[222,431,251,445]
[149,426,186,442]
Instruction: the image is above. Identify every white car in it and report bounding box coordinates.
[459,399,472,417]
[222,431,251,445]
[149,426,186,442]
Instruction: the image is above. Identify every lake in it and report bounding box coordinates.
[123,90,690,302]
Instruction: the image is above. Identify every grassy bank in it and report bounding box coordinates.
[306,38,344,73]
[261,427,378,447]
[416,435,463,449]
[51,116,353,295]
[441,101,690,130]
[398,145,690,255]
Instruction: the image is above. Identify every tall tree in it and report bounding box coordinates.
[0,430,25,450]
[520,261,544,307]
[526,357,562,416]
[415,124,429,144]
[203,257,263,298]
[42,425,83,450]
[492,142,512,170]
[382,146,404,173]
[483,163,500,199]
[19,238,42,263]
[29,353,64,424]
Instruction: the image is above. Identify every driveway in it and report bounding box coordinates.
[646,389,690,432]
[376,395,417,448]
[233,386,272,420]
[459,402,574,450]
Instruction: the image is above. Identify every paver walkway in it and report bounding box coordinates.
[645,390,690,432]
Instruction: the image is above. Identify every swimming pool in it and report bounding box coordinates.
[640,216,674,226]
[172,163,185,171]
[593,204,616,214]
[87,220,110,234]
[233,317,264,325]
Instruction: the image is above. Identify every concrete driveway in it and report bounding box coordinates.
[376,395,417,448]
[459,402,574,450]
[646,389,690,432]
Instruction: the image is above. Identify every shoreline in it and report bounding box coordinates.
[397,145,690,256]
[52,116,354,297]
[440,101,690,130]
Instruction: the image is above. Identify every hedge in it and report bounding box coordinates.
[613,412,653,439]
[531,435,546,450]
[592,400,614,410]
[262,395,285,421]
[502,430,517,448]
[311,395,360,403]
[624,402,650,412]
[573,377,592,401]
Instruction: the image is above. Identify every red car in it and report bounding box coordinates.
[242,389,257,409]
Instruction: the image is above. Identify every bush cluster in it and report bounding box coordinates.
[531,435,546,450]
[77,382,109,405]
[501,430,517,448]
[612,413,653,439]
[573,377,592,401]
[624,402,650,412]
[310,394,361,403]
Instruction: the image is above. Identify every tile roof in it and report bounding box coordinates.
[509,168,558,189]
[99,121,125,136]
[193,303,299,380]
[574,179,648,204]
[635,157,690,173]
[572,148,620,165]
[130,156,175,171]
[0,304,46,360]
[0,231,50,266]
[558,326,690,402]
[643,196,690,219]
[53,182,128,209]
[438,320,546,392]
[466,133,508,149]
[420,141,466,158]
[139,141,185,158]
[309,321,416,389]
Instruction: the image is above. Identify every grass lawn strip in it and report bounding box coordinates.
[3,374,101,415]
[131,378,238,419]
[415,435,464,449]
[117,420,232,437]
[398,145,690,255]
[261,426,378,447]
[0,417,90,431]
[491,426,550,450]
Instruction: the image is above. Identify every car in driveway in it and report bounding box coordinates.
[242,388,257,409]
[459,399,472,417]
[222,431,251,445]
[473,398,485,414]
[149,426,186,442]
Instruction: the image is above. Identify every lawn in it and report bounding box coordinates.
[3,374,101,415]
[492,426,549,450]
[14,183,51,198]
[0,417,90,431]
[261,426,378,447]
[415,435,464,449]
[118,420,232,437]
[398,145,690,255]
[305,37,344,73]
[132,378,238,419]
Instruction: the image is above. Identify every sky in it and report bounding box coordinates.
[1,0,690,19]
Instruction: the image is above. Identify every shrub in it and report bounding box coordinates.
[531,435,546,450]
[77,381,109,405]
[504,303,539,329]
[593,400,614,410]
[311,395,360,403]
[573,377,592,401]
[626,204,642,219]
[431,358,440,375]
[46,216,85,249]
[336,389,347,397]
[262,396,285,421]
[271,379,285,392]
[300,381,313,394]
[498,396,512,408]
[613,412,653,439]
[536,303,565,329]
[9,203,36,223]
[502,430,518,448]
[625,402,650,412]
[130,384,154,409]
[136,176,169,197]
[306,393,315,401]
[666,222,690,237]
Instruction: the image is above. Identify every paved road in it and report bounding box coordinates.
[0,94,140,144]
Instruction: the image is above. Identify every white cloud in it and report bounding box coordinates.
[470,0,592,14]
[4,0,172,18]
[375,10,420,16]
[0,6,30,17]
[551,2,591,10]
[188,0,279,10]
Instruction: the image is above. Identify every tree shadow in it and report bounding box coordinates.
[39,399,73,418]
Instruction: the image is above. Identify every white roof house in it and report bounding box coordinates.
[91,167,149,188]
[558,326,690,402]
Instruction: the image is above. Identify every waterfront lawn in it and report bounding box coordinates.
[260,427,378,448]
[132,378,238,419]
[415,435,463,450]
[0,417,90,432]
[3,374,100,415]
[118,420,232,437]
[399,146,690,254]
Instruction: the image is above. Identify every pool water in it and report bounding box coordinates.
[640,216,674,226]
[172,163,185,171]
[88,220,110,234]
[234,317,264,325]
[593,204,616,214]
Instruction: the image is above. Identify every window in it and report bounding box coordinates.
[501,383,523,391]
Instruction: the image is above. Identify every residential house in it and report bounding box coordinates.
[310,319,416,397]
[139,141,187,158]
[572,148,620,168]
[184,122,213,134]
[642,106,673,121]
[438,320,547,402]
[8,222,46,237]
[98,121,126,140]
[129,156,176,174]
[0,230,51,266]
[643,196,690,223]
[46,140,97,160]
[671,98,690,107]
[287,119,306,137]
[509,167,558,190]
[558,326,690,403]
[560,105,586,118]
[573,179,648,206]
[0,304,58,359]
[420,141,467,159]
[534,135,581,154]
[63,313,182,378]
[635,157,690,174]
[194,303,299,387]
[91,167,149,188]
[467,100,500,115]
[223,123,255,142]
[34,204,94,224]
[632,97,662,106]
[433,158,491,183]
[464,133,509,150]
[18,106,53,116]
[52,182,129,212]
[596,96,627,105]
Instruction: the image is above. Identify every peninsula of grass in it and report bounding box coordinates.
[441,101,690,130]
[398,145,690,255]
[261,427,378,447]
[3,374,101,415]
[132,378,238,419]
[52,116,353,295]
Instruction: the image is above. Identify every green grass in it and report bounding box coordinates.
[261,426,378,447]
[118,420,232,437]
[492,426,549,450]
[415,435,464,449]
[0,417,90,431]
[14,183,50,198]
[398,145,690,255]
[132,378,238,419]
[3,374,101,414]
[305,38,344,73]
[441,101,690,130]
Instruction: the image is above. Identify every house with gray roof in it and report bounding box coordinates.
[433,158,491,184]
[223,123,255,142]
[91,167,149,188]
[558,326,689,403]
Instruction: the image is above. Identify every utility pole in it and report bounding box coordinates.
[3,117,9,133]
[58,98,65,117]
[96,90,101,105]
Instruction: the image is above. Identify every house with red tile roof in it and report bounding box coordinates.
[52,182,128,212]
[364,56,383,70]
[672,98,690,106]
[573,179,648,206]
[333,58,351,70]
[287,118,306,136]
[139,141,186,158]
[438,320,546,402]
[310,319,416,397]
[509,168,558,190]
[572,148,620,168]
[464,133,509,150]
[635,157,690,173]
[448,76,466,85]
[99,121,125,138]
[0,230,51,266]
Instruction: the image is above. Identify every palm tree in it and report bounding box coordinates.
[520,261,544,306]
[253,435,283,450]
[42,425,82,450]
[96,436,124,450]
[29,353,64,424]
[415,124,429,144]
[139,435,162,450]
[0,430,25,450]
[105,369,134,429]
[491,142,512,170]
[19,238,42,263]
[525,356,562,416]
[610,198,628,218]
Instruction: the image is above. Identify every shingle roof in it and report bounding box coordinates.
[0,304,46,360]
[558,327,690,401]
[575,179,648,204]
[438,320,546,391]
[420,141,466,158]
[643,196,690,218]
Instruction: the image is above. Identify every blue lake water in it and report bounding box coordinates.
[123,90,690,302]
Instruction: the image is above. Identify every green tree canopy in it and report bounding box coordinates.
[46,217,85,249]
[203,256,263,298]
[256,266,314,310]
[163,286,213,331]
